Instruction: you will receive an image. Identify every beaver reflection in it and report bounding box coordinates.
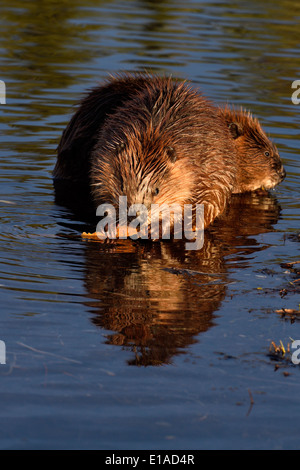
[86,239,223,366]
[75,191,281,366]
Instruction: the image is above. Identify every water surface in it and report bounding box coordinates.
[0,0,299,450]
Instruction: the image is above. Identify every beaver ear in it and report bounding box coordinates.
[167,146,177,163]
[228,122,243,139]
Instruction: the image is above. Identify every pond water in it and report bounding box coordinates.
[0,0,299,450]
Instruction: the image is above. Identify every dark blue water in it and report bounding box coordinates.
[0,0,299,450]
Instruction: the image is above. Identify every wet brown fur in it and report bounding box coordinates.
[54,73,285,229]
[218,105,285,193]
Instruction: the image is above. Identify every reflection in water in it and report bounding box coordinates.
[0,0,299,450]
[55,190,282,366]
[86,240,224,366]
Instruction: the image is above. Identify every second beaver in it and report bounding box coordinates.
[53,73,285,229]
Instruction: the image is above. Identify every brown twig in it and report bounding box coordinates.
[246,388,255,417]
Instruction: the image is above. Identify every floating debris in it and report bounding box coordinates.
[81,231,103,241]
[280,260,300,269]
[246,389,255,417]
[275,308,300,323]
[0,199,16,204]
[269,340,289,357]
[267,340,297,370]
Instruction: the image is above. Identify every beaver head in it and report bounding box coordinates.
[219,106,286,193]
[90,79,197,215]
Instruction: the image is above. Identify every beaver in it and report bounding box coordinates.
[53,73,285,230]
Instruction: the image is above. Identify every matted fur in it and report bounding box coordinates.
[218,105,285,193]
[54,73,285,230]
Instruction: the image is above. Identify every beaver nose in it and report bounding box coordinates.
[279,166,286,180]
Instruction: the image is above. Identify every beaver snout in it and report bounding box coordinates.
[269,164,286,189]
[278,165,286,182]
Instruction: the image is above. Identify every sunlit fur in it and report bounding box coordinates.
[89,74,239,229]
[91,77,195,209]
[218,106,286,193]
[54,73,286,231]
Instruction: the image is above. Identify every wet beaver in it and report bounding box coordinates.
[53,73,285,229]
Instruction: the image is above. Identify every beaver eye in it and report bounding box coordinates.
[154,187,159,196]
[264,151,270,157]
